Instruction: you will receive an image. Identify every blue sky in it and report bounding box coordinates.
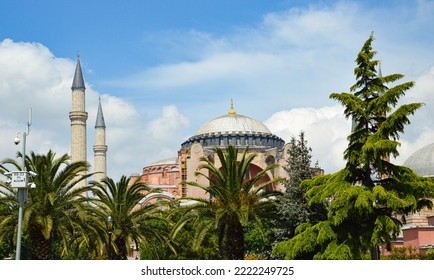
[2,1,287,75]
[1,0,434,179]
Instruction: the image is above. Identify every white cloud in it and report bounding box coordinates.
[0,39,190,180]
[264,106,350,173]
[412,66,434,103]
[2,1,434,180]
[148,105,190,140]
[395,65,434,165]
[106,1,375,121]
[261,1,362,49]
[0,39,72,163]
[112,52,288,91]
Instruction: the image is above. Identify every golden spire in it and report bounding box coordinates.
[228,98,236,115]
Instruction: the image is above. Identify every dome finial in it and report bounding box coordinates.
[228,98,236,115]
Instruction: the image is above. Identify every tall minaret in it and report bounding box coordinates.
[69,54,88,188]
[93,97,107,183]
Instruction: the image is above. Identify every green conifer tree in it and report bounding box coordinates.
[273,33,434,260]
[273,131,326,243]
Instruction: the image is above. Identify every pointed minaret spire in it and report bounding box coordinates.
[95,96,106,128]
[72,53,86,91]
[94,96,107,183]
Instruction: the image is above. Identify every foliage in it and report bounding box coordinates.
[0,210,14,259]
[273,33,434,260]
[273,131,327,244]
[171,145,282,259]
[156,212,221,260]
[1,151,178,260]
[90,176,174,260]
[244,217,276,259]
[381,247,434,260]
[0,181,17,259]
[0,150,100,260]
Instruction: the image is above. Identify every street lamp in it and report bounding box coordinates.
[8,108,34,260]
[105,216,114,260]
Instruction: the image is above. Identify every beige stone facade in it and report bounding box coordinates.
[70,87,88,188]
[69,110,87,164]
[132,105,293,205]
[93,98,107,183]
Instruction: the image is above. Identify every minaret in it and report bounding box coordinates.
[69,54,88,188]
[93,97,107,183]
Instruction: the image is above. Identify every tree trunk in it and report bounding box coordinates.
[370,245,380,260]
[113,237,128,260]
[29,227,51,260]
[226,217,244,260]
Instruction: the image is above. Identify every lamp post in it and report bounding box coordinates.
[105,216,114,260]
[12,109,33,260]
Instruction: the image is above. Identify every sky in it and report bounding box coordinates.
[1,0,434,180]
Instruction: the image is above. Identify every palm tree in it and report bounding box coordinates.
[0,179,19,259]
[0,150,101,259]
[172,145,282,260]
[90,176,174,260]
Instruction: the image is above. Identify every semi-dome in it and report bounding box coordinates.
[150,157,179,166]
[403,143,434,177]
[181,102,284,150]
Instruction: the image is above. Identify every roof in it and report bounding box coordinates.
[194,113,271,136]
[403,143,434,177]
[71,55,85,90]
[150,157,179,165]
[95,97,106,128]
[180,103,284,150]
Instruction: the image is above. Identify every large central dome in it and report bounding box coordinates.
[181,103,284,150]
[195,113,271,136]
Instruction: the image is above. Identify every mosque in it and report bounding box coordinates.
[129,101,292,203]
[68,55,290,200]
[69,55,434,255]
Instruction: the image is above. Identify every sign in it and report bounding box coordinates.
[11,171,28,188]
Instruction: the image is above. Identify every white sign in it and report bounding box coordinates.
[11,171,28,188]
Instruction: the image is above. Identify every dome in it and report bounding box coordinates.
[181,103,285,150]
[403,143,434,177]
[150,157,179,165]
[195,113,271,136]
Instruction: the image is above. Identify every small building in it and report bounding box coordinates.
[381,220,434,256]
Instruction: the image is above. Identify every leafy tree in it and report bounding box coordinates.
[0,180,17,259]
[0,150,100,260]
[90,176,174,260]
[273,33,434,260]
[273,131,327,244]
[156,214,221,260]
[244,217,275,259]
[171,145,282,260]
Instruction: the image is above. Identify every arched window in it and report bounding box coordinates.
[265,155,276,177]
